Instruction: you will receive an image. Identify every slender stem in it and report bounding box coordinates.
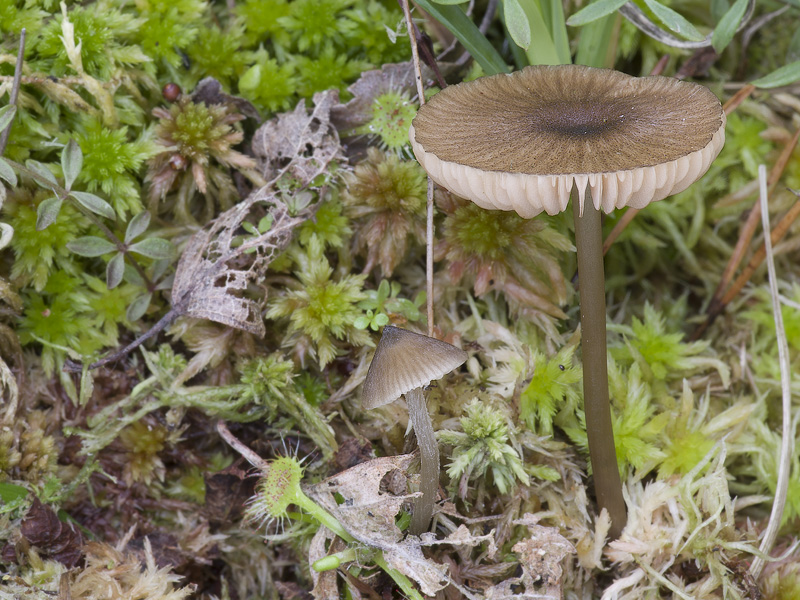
[406,387,439,535]
[572,188,626,540]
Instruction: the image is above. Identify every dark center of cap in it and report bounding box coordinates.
[525,99,634,139]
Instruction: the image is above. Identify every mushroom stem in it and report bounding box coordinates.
[406,387,440,535]
[572,188,626,540]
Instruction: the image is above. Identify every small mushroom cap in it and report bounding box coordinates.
[362,326,468,409]
[410,65,726,217]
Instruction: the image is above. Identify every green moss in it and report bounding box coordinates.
[236,0,291,48]
[519,346,581,436]
[279,0,355,52]
[267,236,370,367]
[238,54,298,114]
[73,117,152,217]
[35,2,143,78]
[6,191,88,291]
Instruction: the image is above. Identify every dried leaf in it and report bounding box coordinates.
[21,498,84,567]
[309,527,344,600]
[172,91,342,336]
[192,77,260,121]
[305,454,450,597]
[252,91,342,183]
[329,63,418,132]
[510,514,575,599]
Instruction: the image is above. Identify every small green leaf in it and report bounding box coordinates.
[129,237,174,259]
[373,313,389,327]
[353,316,371,330]
[126,293,152,321]
[0,482,27,504]
[66,236,117,257]
[257,214,273,233]
[26,160,58,189]
[0,105,16,133]
[505,0,531,50]
[36,197,63,230]
[0,223,13,251]
[567,0,627,26]
[430,0,467,4]
[751,60,800,88]
[0,157,17,186]
[106,252,125,289]
[123,262,145,286]
[642,0,705,41]
[125,210,151,243]
[70,191,115,220]
[711,0,748,53]
[79,364,94,407]
[61,139,83,190]
[242,221,258,235]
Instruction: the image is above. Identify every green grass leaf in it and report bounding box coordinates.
[567,0,627,27]
[711,0,748,53]
[505,0,531,50]
[642,0,705,41]
[751,60,800,88]
[413,0,508,74]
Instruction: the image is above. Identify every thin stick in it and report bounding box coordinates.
[401,0,434,336]
[749,165,793,578]
[706,128,800,315]
[603,207,639,255]
[0,29,26,156]
[720,199,800,307]
[573,189,626,540]
[722,84,756,115]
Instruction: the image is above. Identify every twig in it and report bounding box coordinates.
[722,84,756,115]
[402,0,435,336]
[694,128,800,339]
[619,0,755,49]
[0,29,26,156]
[749,165,793,579]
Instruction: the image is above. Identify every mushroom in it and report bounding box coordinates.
[409,64,725,538]
[363,326,467,535]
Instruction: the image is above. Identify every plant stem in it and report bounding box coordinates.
[572,188,626,540]
[406,387,439,535]
[3,158,154,290]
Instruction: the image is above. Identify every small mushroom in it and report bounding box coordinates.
[409,65,725,538]
[363,326,467,535]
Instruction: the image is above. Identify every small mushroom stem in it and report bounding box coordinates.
[406,387,440,535]
[572,188,627,540]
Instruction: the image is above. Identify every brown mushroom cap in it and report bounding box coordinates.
[362,326,467,409]
[410,65,726,217]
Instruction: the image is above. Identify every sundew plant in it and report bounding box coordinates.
[1,0,800,599]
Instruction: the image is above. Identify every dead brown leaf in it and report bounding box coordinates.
[171,91,342,337]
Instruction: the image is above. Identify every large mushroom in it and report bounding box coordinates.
[409,64,725,538]
[363,326,467,535]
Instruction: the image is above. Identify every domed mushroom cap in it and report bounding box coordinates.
[410,65,726,217]
[362,326,467,409]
